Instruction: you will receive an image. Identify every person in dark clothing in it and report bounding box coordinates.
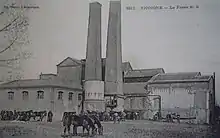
[166,113,173,122]
[13,110,17,120]
[0,110,4,120]
[62,113,71,135]
[177,114,180,123]
[47,111,53,122]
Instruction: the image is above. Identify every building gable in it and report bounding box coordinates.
[57,57,81,67]
[122,62,133,72]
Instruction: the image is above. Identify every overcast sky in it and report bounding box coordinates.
[1,0,220,104]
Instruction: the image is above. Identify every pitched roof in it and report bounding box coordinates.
[122,62,132,72]
[40,73,57,76]
[124,68,165,78]
[147,72,212,84]
[0,79,82,90]
[153,72,201,81]
[57,57,82,67]
[80,58,133,71]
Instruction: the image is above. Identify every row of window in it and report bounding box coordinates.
[57,91,82,101]
[7,91,82,101]
[8,91,30,100]
[87,93,103,97]
[151,87,193,94]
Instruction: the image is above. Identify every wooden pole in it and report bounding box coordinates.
[213,72,216,124]
[81,80,85,114]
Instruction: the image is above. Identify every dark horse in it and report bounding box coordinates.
[71,114,98,136]
[89,114,103,135]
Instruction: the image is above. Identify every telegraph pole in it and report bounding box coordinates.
[213,72,216,124]
[81,80,85,114]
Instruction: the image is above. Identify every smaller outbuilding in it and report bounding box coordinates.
[146,72,215,124]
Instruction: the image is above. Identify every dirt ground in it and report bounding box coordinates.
[0,120,218,138]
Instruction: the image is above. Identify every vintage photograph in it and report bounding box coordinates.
[0,0,219,137]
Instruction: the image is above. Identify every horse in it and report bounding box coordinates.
[88,114,103,135]
[70,114,97,136]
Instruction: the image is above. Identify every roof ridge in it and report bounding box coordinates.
[1,79,49,84]
[132,68,164,71]
[0,78,82,90]
[147,73,161,83]
[40,73,57,75]
[159,72,200,75]
[57,57,82,66]
[195,75,212,79]
[149,78,210,83]
[17,79,42,81]
[70,57,81,63]
[0,80,17,85]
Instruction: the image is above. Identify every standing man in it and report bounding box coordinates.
[113,112,118,124]
[47,111,53,122]
[62,113,71,135]
[177,114,180,123]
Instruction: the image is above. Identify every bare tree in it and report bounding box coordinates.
[0,0,32,82]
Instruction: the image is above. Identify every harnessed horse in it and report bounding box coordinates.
[71,114,98,136]
[89,114,103,135]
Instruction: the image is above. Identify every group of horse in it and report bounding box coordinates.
[0,110,49,122]
[62,112,103,137]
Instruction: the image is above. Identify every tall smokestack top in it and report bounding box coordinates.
[109,1,121,10]
[89,2,102,11]
[110,1,121,3]
[105,0,123,95]
[85,1,102,81]
[90,2,102,6]
[105,1,123,111]
[110,1,121,4]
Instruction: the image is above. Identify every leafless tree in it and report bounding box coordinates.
[0,0,32,82]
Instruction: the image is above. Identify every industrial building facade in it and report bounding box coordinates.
[0,57,215,124]
[0,57,163,120]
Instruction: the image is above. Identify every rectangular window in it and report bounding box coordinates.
[78,94,82,101]
[58,91,63,100]
[37,91,44,99]
[142,97,145,108]
[130,98,134,109]
[22,91,29,100]
[8,92,14,100]
[68,92,73,101]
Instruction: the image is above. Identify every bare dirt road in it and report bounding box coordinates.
[0,120,215,138]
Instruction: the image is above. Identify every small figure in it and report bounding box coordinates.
[177,114,180,123]
[166,113,172,122]
[47,111,53,122]
[113,112,118,124]
[62,113,71,135]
